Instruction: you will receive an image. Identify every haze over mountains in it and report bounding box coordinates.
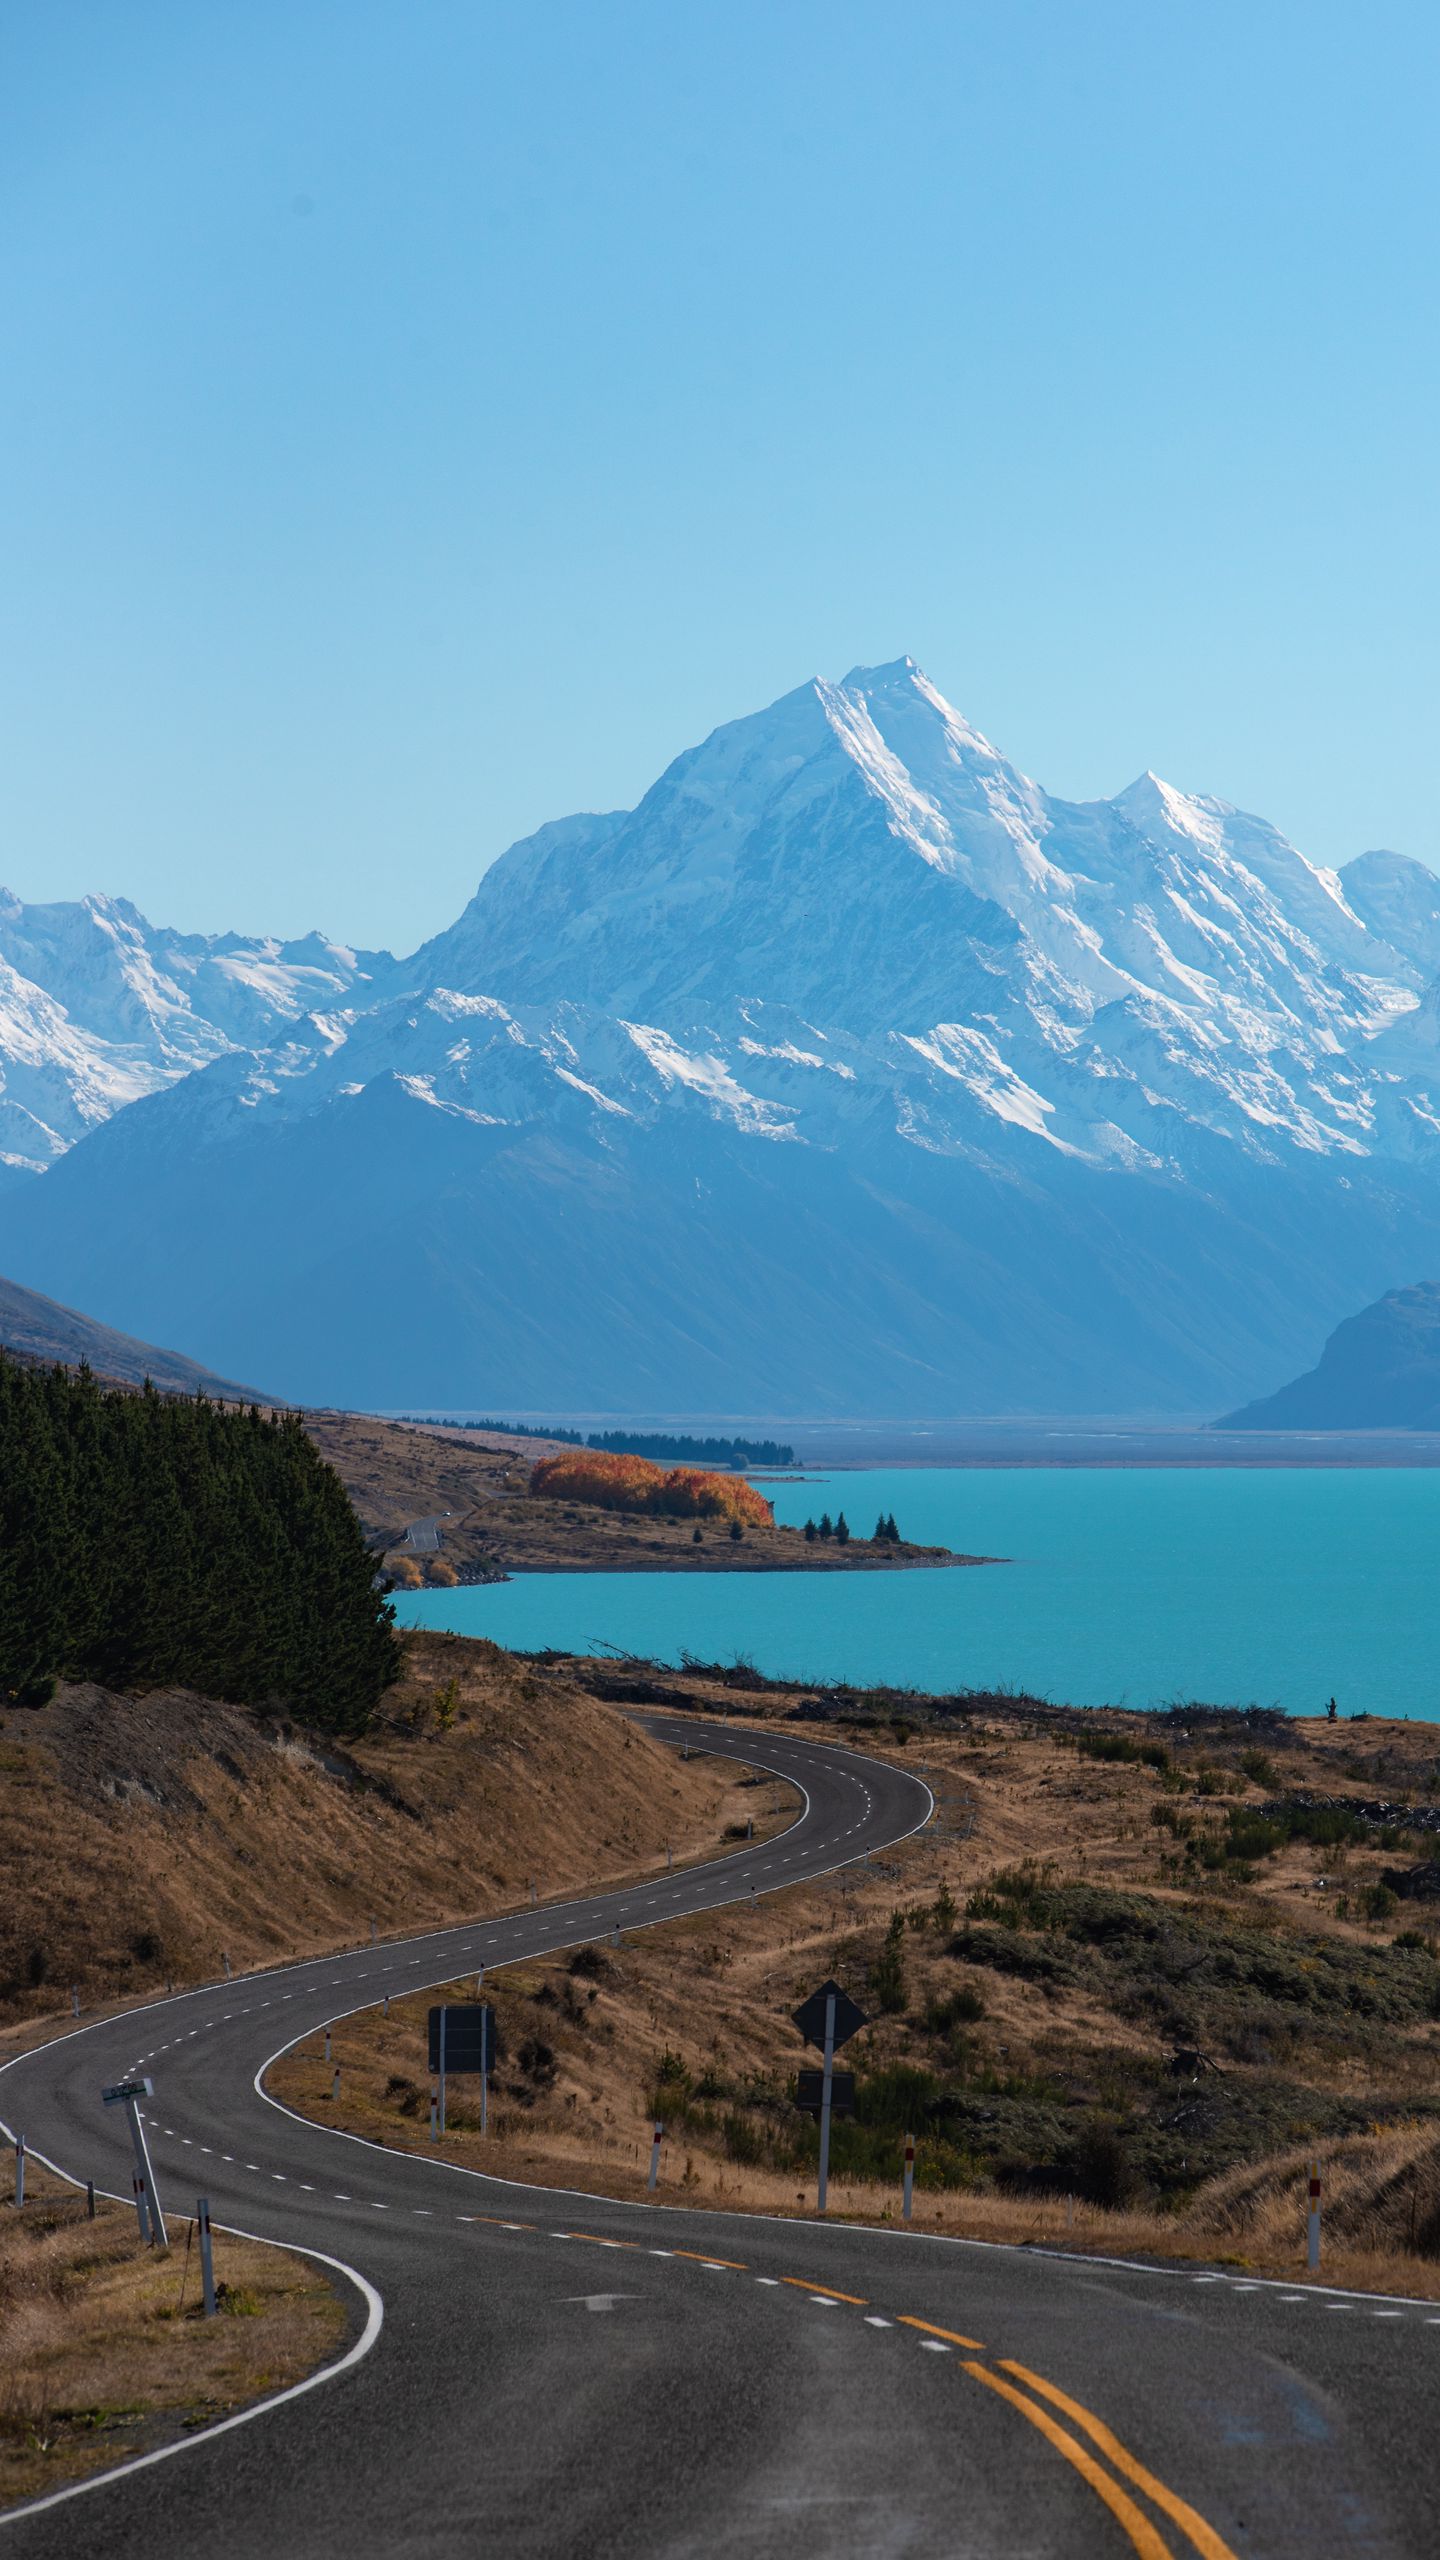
[5,658,1440,1417]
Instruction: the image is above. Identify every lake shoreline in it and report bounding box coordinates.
[392,1462,1440,1720]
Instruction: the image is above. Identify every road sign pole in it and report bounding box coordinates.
[439,2004,448,2137]
[127,2095,166,2247]
[1308,2159,1321,2271]
[648,2121,663,2190]
[903,2132,915,2223]
[816,1991,837,2214]
[198,2197,217,2316]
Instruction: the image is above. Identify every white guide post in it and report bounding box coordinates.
[816,1990,837,2215]
[198,2197,217,2317]
[438,2005,448,2137]
[1308,2159,1321,2271]
[902,2131,915,2223]
[127,2097,166,2247]
[648,2121,663,2191]
[13,2132,24,2207]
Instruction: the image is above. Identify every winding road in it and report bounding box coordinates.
[2,1718,1436,2558]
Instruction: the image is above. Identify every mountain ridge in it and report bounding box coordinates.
[6,659,1440,1415]
[1220,1282,1440,1432]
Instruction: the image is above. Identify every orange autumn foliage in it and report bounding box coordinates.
[529,1448,773,1526]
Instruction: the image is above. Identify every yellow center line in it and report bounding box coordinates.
[781,2277,869,2304]
[670,2248,748,2269]
[896,2314,986,2350]
[566,2233,643,2251]
[999,2362,1240,2560]
[962,2364,1174,2560]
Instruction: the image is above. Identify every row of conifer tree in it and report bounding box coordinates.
[801,1511,904,1545]
[0,1356,400,1731]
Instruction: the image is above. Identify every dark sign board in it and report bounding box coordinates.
[791,1980,867,2051]
[428,2003,494,2074]
[101,2078,154,2105]
[795,2069,855,2117]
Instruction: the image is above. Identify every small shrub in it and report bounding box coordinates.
[1069,2121,1135,2209]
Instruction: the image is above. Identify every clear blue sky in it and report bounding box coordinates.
[2,1,1436,950]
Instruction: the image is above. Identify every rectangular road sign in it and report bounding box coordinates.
[792,1981,866,2051]
[796,2069,855,2117]
[428,2004,494,2074]
[101,2079,154,2105]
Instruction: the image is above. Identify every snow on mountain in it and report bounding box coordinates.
[7,660,1440,1414]
[0,889,392,1175]
[1340,850,1440,980]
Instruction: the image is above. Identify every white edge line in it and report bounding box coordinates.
[254,1734,934,2204]
[0,2147,382,2535]
[7,1730,1420,2317]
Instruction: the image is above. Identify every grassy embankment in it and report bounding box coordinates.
[0,1632,777,2035]
[270,1657,1440,2296]
[0,2157,345,2512]
[302,1408,977,1582]
[0,1631,787,2507]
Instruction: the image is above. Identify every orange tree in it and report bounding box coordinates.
[529,1448,772,1526]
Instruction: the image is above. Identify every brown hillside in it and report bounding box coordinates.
[0,1271,265,1400]
[0,1632,785,2032]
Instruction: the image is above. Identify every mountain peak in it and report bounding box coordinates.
[838,654,924,689]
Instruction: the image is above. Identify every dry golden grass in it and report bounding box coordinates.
[269,1691,1440,2299]
[0,1632,770,2035]
[0,2159,345,2511]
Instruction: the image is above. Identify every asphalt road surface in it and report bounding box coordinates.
[3,1718,1437,2559]
[401,1514,447,1553]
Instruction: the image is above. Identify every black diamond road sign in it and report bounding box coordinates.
[791,1980,867,2051]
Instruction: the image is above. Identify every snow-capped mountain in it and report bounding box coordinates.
[0,889,391,1175]
[6,659,1440,1415]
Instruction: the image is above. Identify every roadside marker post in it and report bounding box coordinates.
[86,2180,95,2220]
[324,2028,332,2063]
[222,1952,231,1981]
[197,2197,217,2317]
[530,1880,538,1908]
[331,2066,341,2104]
[438,2004,448,2137]
[648,2121,663,2191]
[666,1845,673,1872]
[71,1985,80,2017]
[103,2078,166,2249]
[1308,2160,1321,2271]
[132,2172,150,2243]
[13,2132,24,2207]
[370,1918,378,1944]
[902,2132,915,2223]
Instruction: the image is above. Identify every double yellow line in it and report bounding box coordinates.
[539,2232,1239,2557]
[964,2358,1238,2560]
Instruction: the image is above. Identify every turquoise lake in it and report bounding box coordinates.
[392,1467,1440,1719]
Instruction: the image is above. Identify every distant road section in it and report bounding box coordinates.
[400,1514,446,1554]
